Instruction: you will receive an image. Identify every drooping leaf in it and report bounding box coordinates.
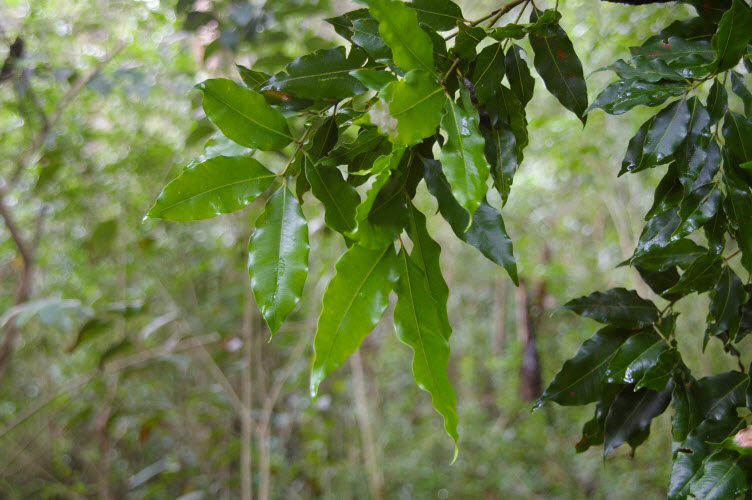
[394,248,458,444]
[376,69,445,146]
[535,326,633,409]
[440,98,489,217]
[147,156,276,221]
[485,84,528,163]
[422,158,518,284]
[471,42,506,104]
[528,8,588,122]
[248,186,309,335]
[620,99,691,175]
[588,78,689,116]
[505,44,535,107]
[723,111,752,164]
[671,375,703,443]
[603,385,672,457]
[262,46,368,101]
[305,161,360,234]
[668,253,723,295]
[723,167,752,273]
[706,78,728,126]
[636,348,682,391]
[698,370,750,421]
[562,288,659,329]
[645,163,683,220]
[365,0,435,74]
[310,243,399,396]
[630,238,707,271]
[631,209,682,261]
[406,201,451,339]
[480,122,517,206]
[730,71,752,117]
[708,0,752,73]
[196,79,293,151]
[575,385,621,453]
[704,265,748,348]
[406,0,463,32]
[604,330,670,385]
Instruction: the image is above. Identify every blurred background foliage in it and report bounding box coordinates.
[0,0,742,498]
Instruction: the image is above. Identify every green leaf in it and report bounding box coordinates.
[67,317,112,353]
[675,100,714,194]
[620,99,691,175]
[422,158,518,284]
[723,167,752,273]
[351,15,393,61]
[588,78,689,116]
[636,348,682,391]
[671,375,703,443]
[709,0,752,73]
[406,201,451,339]
[710,428,752,456]
[630,238,707,271]
[535,326,632,409]
[601,57,684,83]
[376,70,445,146]
[471,43,506,104]
[147,156,276,221]
[394,248,458,444]
[322,128,392,168]
[485,84,528,164]
[698,370,750,420]
[262,46,367,101]
[310,243,399,396]
[365,0,435,74]
[603,385,672,457]
[451,24,486,59]
[706,78,728,126]
[669,416,747,500]
[688,451,748,500]
[631,209,682,261]
[645,163,683,220]
[730,71,752,117]
[236,65,269,90]
[305,161,360,234]
[487,24,528,42]
[406,0,463,32]
[632,36,715,79]
[480,122,517,206]
[196,79,293,151]
[505,44,535,107]
[668,253,723,295]
[723,111,752,164]
[575,386,621,453]
[705,266,748,349]
[350,68,397,91]
[528,8,588,122]
[562,288,659,329]
[636,265,681,298]
[440,98,489,217]
[604,330,670,385]
[674,186,721,240]
[248,186,310,335]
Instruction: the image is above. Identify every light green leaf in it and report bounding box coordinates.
[147,156,276,221]
[310,243,399,396]
[407,0,464,32]
[248,185,310,335]
[196,79,293,151]
[394,248,458,444]
[440,98,489,217]
[305,160,360,234]
[377,69,444,146]
[365,0,435,74]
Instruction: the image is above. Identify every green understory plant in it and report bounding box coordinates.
[147,0,752,493]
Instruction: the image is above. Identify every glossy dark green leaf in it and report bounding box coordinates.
[668,254,723,295]
[620,99,691,175]
[310,243,399,396]
[423,25,454,77]
[669,416,747,500]
[601,57,684,83]
[406,0,463,31]
[575,385,621,453]
[688,451,748,500]
[675,186,721,239]
[632,209,682,261]
[603,385,672,457]
[737,286,752,343]
[505,44,535,107]
[323,128,392,168]
[604,330,670,385]
[705,266,748,348]
[451,24,486,59]
[636,265,681,298]
[248,186,310,334]
[480,122,517,206]
[645,163,683,220]
[305,162,360,234]
[309,116,340,162]
[472,43,506,104]
[730,71,752,117]
[196,79,294,151]
[394,248,458,445]
[528,8,588,122]
[632,36,715,79]
[723,167,752,272]
[588,78,689,116]
[636,348,682,391]
[562,288,659,329]
[698,371,750,420]
[365,0,435,74]
[376,70,444,146]
[676,104,715,196]
[422,158,518,284]
[351,16,392,61]
[440,98,489,217]
[326,9,368,41]
[706,78,728,126]
[723,111,752,164]
[486,24,528,42]
[262,46,367,101]
[671,375,703,443]
[485,84,528,164]
[147,156,276,221]
[630,238,707,272]
[535,326,632,409]
[709,0,752,73]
